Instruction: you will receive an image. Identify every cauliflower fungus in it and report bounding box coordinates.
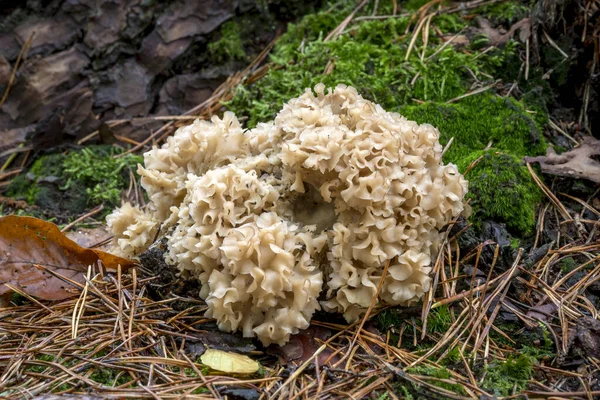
[107,84,468,345]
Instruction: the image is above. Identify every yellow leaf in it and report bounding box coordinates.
[200,349,259,375]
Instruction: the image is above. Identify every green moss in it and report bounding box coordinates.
[90,367,133,386]
[29,153,64,177]
[10,292,28,306]
[208,21,247,64]
[520,323,554,361]
[25,354,56,373]
[6,145,142,217]
[376,392,389,400]
[482,354,534,397]
[390,383,414,399]
[560,256,576,273]
[7,154,65,204]
[225,1,533,133]
[427,305,452,334]
[406,365,467,395]
[270,1,356,63]
[6,175,38,204]
[455,152,540,234]
[482,323,550,396]
[62,146,142,206]
[440,346,461,366]
[230,30,518,127]
[375,308,403,330]
[402,0,442,11]
[225,0,548,237]
[475,0,529,25]
[401,94,546,161]
[227,4,513,127]
[491,321,554,361]
[510,238,521,250]
[433,13,467,32]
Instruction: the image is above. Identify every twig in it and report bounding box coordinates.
[446,82,497,104]
[425,29,466,63]
[60,204,105,232]
[324,0,370,42]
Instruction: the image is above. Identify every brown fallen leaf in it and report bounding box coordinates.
[476,17,531,47]
[268,325,338,366]
[524,136,600,183]
[0,215,137,300]
[526,303,558,324]
[65,226,113,250]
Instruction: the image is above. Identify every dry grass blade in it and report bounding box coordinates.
[324,0,370,42]
[446,82,497,103]
[405,13,430,61]
[60,205,105,233]
[71,266,92,339]
[0,33,34,109]
[425,29,466,63]
[527,163,588,238]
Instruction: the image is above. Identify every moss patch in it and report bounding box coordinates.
[90,367,134,387]
[427,305,453,334]
[405,365,467,396]
[227,15,516,127]
[7,146,142,218]
[475,0,529,26]
[466,152,542,234]
[226,0,549,237]
[482,354,535,397]
[400,94,546,162]
[208,21,247,64]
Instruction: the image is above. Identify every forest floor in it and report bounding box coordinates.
[0,0,599,399]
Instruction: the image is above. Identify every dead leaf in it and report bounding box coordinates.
[526,303,558,324]
[268,326,338,366]
[200,349,259,375]
[524,136,600,183]
[477,17,531,47]
[65,226,113,250]
[0,215,137,300]
[0,195,32,211]
[563,316,600,363]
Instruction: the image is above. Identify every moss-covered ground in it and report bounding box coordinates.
[5,145,141,220]
[226,0,549,236]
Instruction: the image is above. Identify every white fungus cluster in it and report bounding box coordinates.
[107,84,468,346]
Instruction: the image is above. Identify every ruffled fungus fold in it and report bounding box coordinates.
[107,84,468,345]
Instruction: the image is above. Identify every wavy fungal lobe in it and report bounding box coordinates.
[107,84,468,345]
